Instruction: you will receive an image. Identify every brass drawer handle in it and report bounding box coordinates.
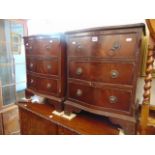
[30,79,34,84]
[46,45,51,50]
[47,64,52,69]
[47,83,52,89]
[111,41,121,51]
[109,96,118,104]
[29,46,33,51]
[76,89,82,97]
[30,63,34,68]
[77,45,82,49]
[111,70,119,78]
[26,46,32,50]
[76,43,83,49]
[76,67,83,75]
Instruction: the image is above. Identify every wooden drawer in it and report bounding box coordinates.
[69,61,135,85]
[24,36,60,56]
[27,74,58,96]
[67,33,138,59]
[27,57,58,76]
[68,82,132,113]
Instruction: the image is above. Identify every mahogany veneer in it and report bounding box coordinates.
[18,102,119,135]
[64,24,146,134]
[24,34,66,112]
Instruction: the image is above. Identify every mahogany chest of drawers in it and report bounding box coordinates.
[64,24,145,134]
[24,34,66,112]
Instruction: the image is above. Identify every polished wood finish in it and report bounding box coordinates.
[24,36,60,57]
[27,73,58,96]
[65,24,145,134]
[69,60,135,85]
[20,107,57,135]
[18,102,119,135]
[68,82,132,114]
[24,34,66,112]
[26,57,59,76]
[140,19,155,134]
[140,40,155,134]
[146,19,155,41]
[67,33,138,59]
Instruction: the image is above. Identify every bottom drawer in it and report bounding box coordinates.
[68,82,132,113]
[27,74,58,96]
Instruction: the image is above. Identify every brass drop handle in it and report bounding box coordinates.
[47,83,52,89]
[47,64,52,70]
[76,89,82,97]
[111,70,119,78]
[76,67,83,75]
[30,79,34,84]
[111,41,121,51]
[109,96,118,104]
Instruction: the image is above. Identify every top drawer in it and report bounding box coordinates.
[24,36,60,57]
[67,33,139,59]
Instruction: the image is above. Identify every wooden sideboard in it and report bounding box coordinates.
[17,102,119,135]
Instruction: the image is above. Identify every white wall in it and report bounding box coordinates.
[27,19,145,35]
[27,19,155,105]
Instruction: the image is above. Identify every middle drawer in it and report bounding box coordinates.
[68,61,135,85]
[27,57,58,77]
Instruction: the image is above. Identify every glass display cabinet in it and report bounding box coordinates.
[0,19,16,106]
[0,19,27,134]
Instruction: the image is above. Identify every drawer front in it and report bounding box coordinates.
[68,82,132,112]
[27,74,58,96]
[69,61,135,85]
[19,108,58,135]
[24,37,60,56]
[27,57,58,76]
[58,126,78,135]
[67,33,138,59]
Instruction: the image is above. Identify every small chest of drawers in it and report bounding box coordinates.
[64,24,145,134]
[24,34,66,112]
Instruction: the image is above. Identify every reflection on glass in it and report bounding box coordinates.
[11,22,24,55]
[2,85,16,106]
[0,19,16,106]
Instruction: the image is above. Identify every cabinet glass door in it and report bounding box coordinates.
[0,19,16,106]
